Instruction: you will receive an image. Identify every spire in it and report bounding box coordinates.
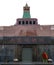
[23,3,31,18]
[25,3,28,7]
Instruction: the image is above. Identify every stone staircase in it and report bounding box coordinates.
[0,62,54,65]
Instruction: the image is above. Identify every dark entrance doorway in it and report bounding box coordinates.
[22,48,32,62]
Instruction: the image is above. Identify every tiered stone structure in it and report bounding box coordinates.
[0,4,54,62]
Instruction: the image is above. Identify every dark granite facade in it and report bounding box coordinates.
[0,36,54,62]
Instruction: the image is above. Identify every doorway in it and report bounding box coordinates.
[22,48,32,62]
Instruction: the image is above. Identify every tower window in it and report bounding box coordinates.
[29,21,32,24]
[19,21,21,25]
[26,21,28,24]
[22,21,24,24]
[33,21,35,24]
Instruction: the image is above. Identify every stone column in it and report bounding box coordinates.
[14,45,22,61]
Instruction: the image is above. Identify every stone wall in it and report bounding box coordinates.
[0,44,54,62]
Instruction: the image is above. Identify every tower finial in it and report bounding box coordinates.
[25,3,28,7]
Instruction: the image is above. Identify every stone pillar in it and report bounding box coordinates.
[33,46,37,61]
[14,45,22,61]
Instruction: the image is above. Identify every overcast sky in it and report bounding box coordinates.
[0,0,54,26]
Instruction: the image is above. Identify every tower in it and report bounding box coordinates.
[23,3,31,18]
[15,4,38,25]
